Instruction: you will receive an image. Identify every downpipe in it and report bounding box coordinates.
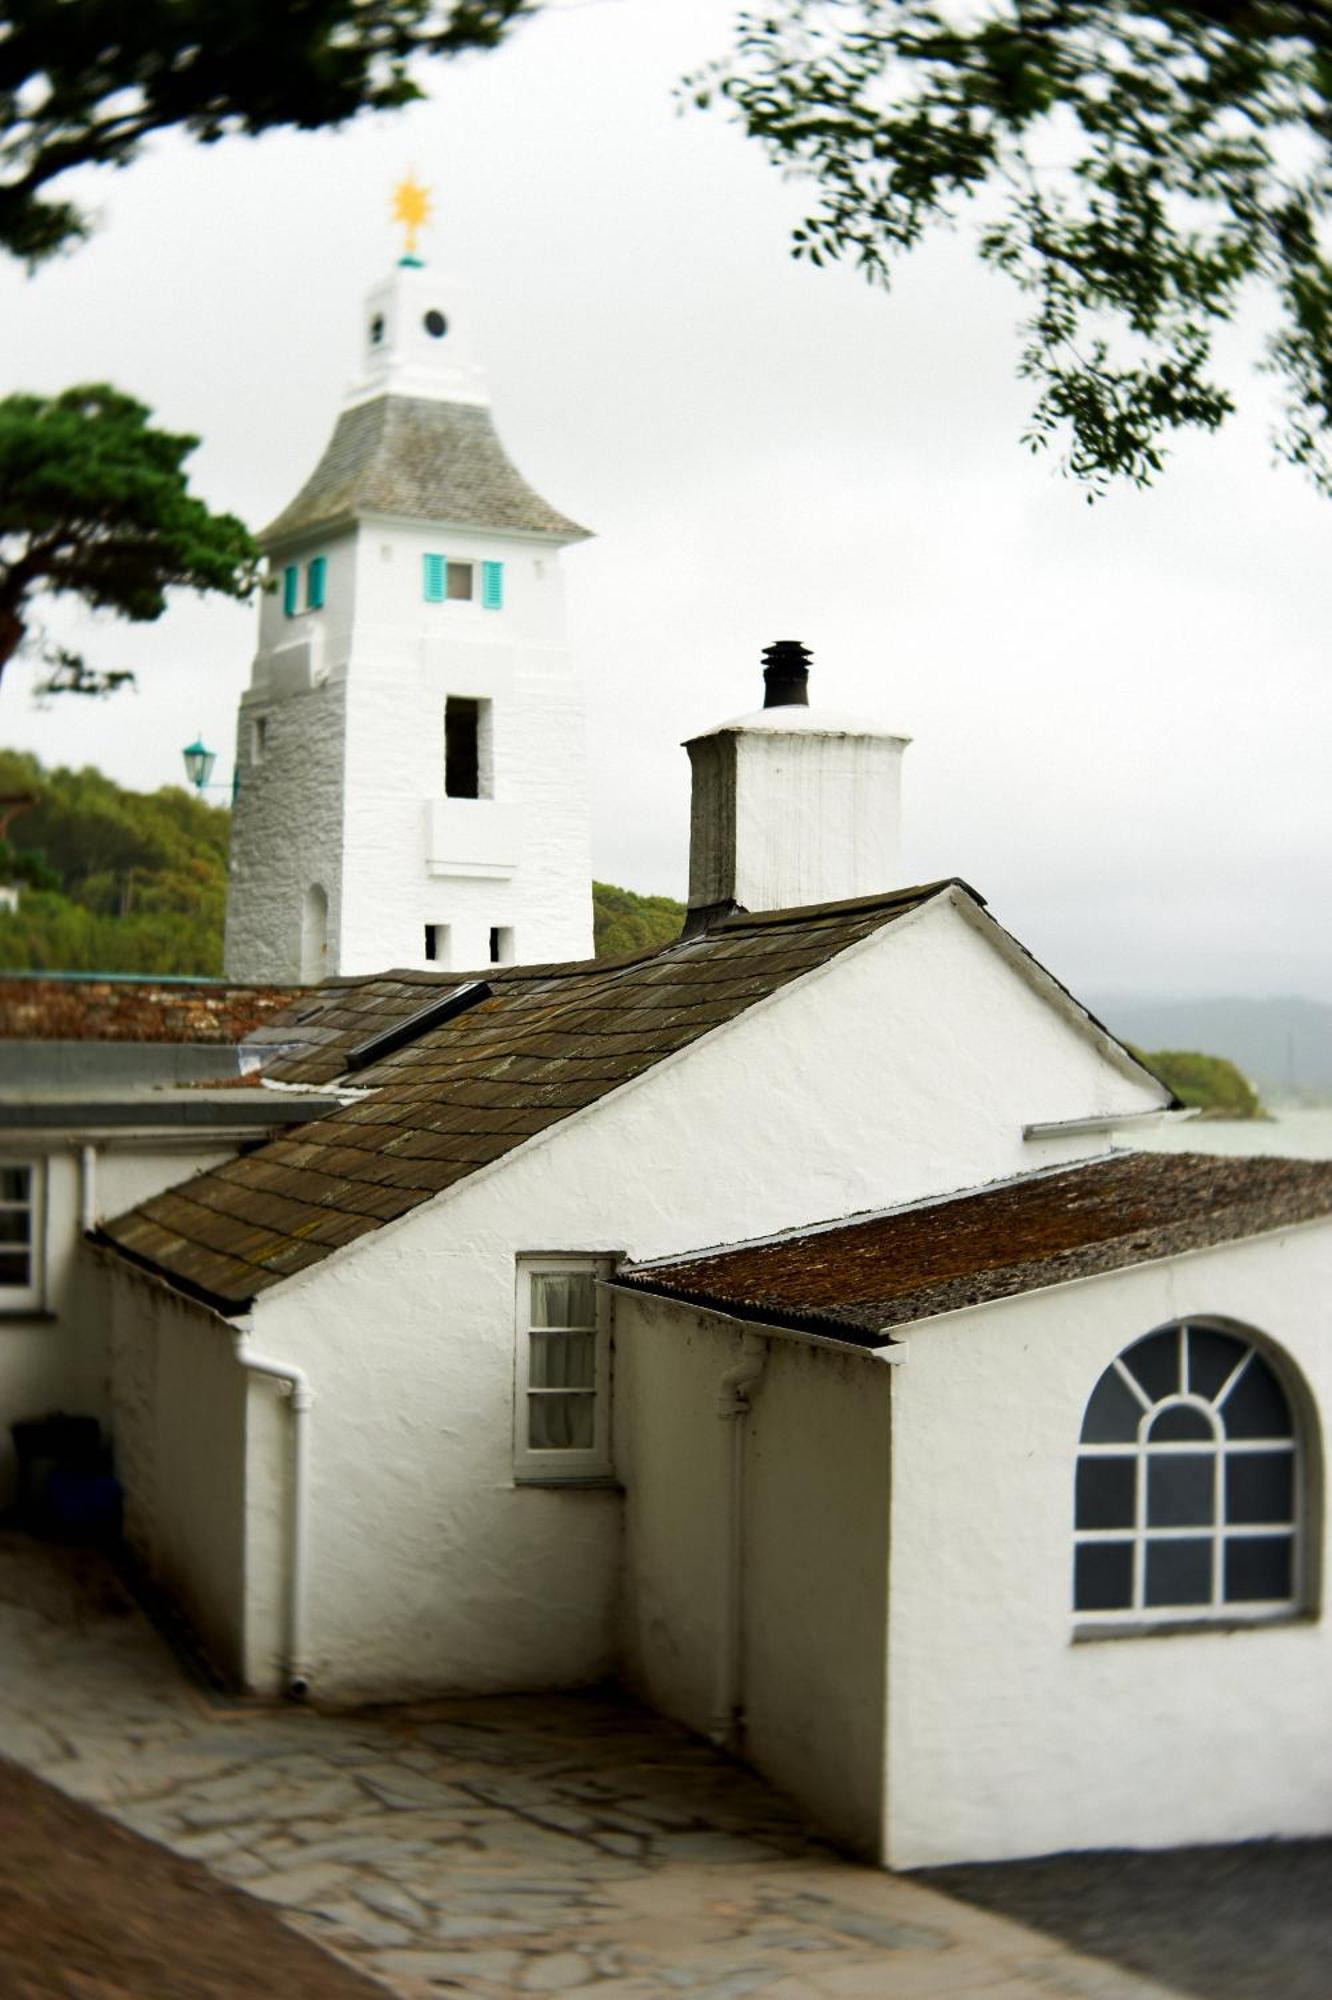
[233,1334,313,1699]
[710,1332,768,1753]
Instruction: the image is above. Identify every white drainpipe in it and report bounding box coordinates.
[78,1144,98,1232]
[710,1331,768,1752]
[233,1333,313,1699]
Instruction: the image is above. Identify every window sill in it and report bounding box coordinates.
[513,1475,622,1492]
[0,1307,54,1324]
[1073,1609,1313,1644]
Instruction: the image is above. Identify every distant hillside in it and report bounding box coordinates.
[0,751,229,975]
[0,753,683,977]
[592,881,684,958]
[1130,1048,1265,1120]
[1093,995,1332,1099]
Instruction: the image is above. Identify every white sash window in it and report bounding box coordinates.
[514,1257,613,1481]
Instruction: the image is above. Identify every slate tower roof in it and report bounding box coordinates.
[262,395,591,547]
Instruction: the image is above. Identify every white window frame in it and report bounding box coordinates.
[0,1159,44,1313]
[514,1255,614,1483]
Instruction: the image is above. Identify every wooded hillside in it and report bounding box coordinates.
[0,754,684,975]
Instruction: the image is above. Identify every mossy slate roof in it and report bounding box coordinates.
[262,395,591,546]
[617,1152,1332,1346]
[99,883,955,1313]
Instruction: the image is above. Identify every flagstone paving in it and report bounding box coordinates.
[0,1535,1175,1998]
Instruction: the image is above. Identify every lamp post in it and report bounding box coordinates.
[182,738,217,794]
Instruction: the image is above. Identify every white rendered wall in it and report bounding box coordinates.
[687,710,908,913]
[617,1294,892,1856]
[226,516,593,981]
[885,1220,1332,1868]
[0,1138,236,1510]
[231,893,1165,1698]
[224,530,355,985]
[104,1259,247,1681]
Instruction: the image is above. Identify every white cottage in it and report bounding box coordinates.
[91,630,1332,1869]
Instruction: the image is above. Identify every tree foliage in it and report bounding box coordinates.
[0,0,533,263]
[592,880,684,959]
[696,3,1332,492]
[0,384,261,693]
[0,749,230,973]
[0,753,683,974]
[1131,1043,1266,1117]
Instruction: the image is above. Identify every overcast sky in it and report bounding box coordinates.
[1,0,1329,1003]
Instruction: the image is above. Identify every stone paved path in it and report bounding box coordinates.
[0,1536,1176,1999]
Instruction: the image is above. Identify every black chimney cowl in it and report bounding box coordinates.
[761,640,811,709]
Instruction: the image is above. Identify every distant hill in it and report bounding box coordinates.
[0,750,229,975]
[592,881,683,958]
[1092,995,1332,1100]
[0,752,684,977]
[1130,1047,1264,1119]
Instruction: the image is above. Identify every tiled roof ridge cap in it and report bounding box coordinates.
[341,886,954,1086]
[711,878,980,932]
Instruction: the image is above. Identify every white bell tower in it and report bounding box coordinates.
[224,182,595,984]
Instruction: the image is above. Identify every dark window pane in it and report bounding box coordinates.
[1145,1538,1213,1607]
[528,1392,595,1451]
[445,697,480,798]
[1148,1404,1214,1442]
[1226,1452,1294,1526]
[1081,1367,1144,1443]
[0,1166,29,1203]
[0,1210,29,1244]
[1147,1455,1216,1527]
[1224,1535,1293,1604]
[1123,1329,1181,1403]
[529,1331,596,1389]
[1187,1326,1248,1401]
[0,1250,29,1285]
[1221,1355,1292,1440]
[1074,1541,1133,1612]
[1076,1457,1136,1529]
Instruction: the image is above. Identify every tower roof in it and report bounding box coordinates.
[262,394,591,548]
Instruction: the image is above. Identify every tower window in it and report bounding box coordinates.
[445,698,481,798]
[423,309,447,338]
[251,715,268,766]
[490,927,514,965]
[424,924,449,965]
[370,313,385,345]
[306,555,327,611]
[424,554,475,603]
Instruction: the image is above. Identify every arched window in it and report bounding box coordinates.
[300,883,328,985]
[1074,1322,1301,1623]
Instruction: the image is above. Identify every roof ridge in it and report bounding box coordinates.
[711,878,979,932]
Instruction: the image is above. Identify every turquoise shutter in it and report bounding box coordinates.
[423,553,446,603]
[282,565,299,617]
[481,560,504,611]
[306,555,327,610]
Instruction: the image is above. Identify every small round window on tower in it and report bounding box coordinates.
[370,314,386,345]
[423,309,447,339]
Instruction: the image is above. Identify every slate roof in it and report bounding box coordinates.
[0,977,303,1046]
[262,396,591,546]
[98,883,958,1314]
[616,1152,1332,1346]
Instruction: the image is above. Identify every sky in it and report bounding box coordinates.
[1,0,1329,1003]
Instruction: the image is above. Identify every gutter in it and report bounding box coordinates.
[232,1328,313,1698]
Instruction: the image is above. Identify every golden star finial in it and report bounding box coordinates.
[392,173,432,262]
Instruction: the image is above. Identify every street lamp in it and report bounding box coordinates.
[182,738,217,794]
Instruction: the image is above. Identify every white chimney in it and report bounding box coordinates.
[685,642,910,920]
